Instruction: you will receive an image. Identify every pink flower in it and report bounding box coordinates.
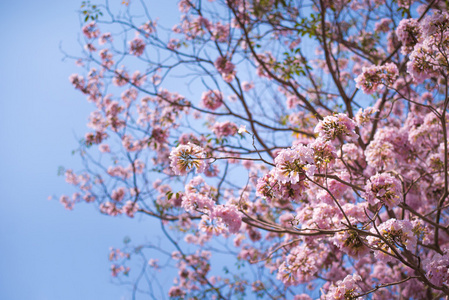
[211,22,229,43]
[396,18,422,54]
[374,18,391,33]
[273,144,316,184]
[214,56,236,82]
[355,107,378,127]
[364,173,402,208]
[99,32,112,44]
[82,22,100,39]
[276,244,321,286]
[332,230,369,258]
[200,90,223,110]
[111,187,126,201]
[367,219,417,262]
[355,63,398,94]
[112,68,130,87]
[212,121,238,138]
[169,143,207,175]
[140,20,157,36]
[129,37,145,56]
[324,274,363,300]
[168,286,185,297]
[256,170,307,206]
[182,176,215,212]
[309,138,337,168]
[424,251,449,286]
[122,201,139,218]
[210,204,242,234]
[100,202,122,216]
[314,113,358,143]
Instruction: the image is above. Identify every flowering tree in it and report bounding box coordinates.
[59,0,449,298]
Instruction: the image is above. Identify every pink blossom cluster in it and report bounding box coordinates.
[69,74,86,92]
[374,18,391,33]
[82,22,100,39]
[111,264,130,277]
[355,63,398,94]
[256,171,307,207]
[421,12,449,36]
[315,172,351,205]
[355,107,378,127]
[140,20,157,36]
[99,49,114,68]
[59,195,74,210]
[396,18,422,54]
[168,286,186,298]
[365,127,410,171]
[309,138,337,169]
[131,71,146,86]
[367,219,417,262]
[200,90,223,110]
[273,144,316,184]
[182,176,242,234]
[407,41,439,83]
[407,112,440,149]
[255,52,277,79]
[172,13,230,46]
[60,170,95,210]
[99,200,139,217]
[323,274,363,300]
[107,165,131,179]
[332,230,369,258]
[99,32,112,45]
[152,181,179,209]
[198,215,227,236]
[182,176,215,213]
[314,113,358,143]
[364,172,402,208]
[169,143,207,175]
[122,201,139,218]
[211,22,230,43]
[424,251,449,286]
[173,16,211,40]
[169,250,212,295]
[85,131,108,146]
[365,139,394,171]
[406,14,449,83]
[99,202,122,216]
[210,204,242,234]
[178,0,192,13]
[129,37,145,56]
[214,56,236,83]
[212,121,238,138]
[109,247,130,261]
[276,244,322,286]
[111,187,126,201]
[167,38,181,50]
[151,126,169,144]
[296,202,344,230]
[112,68,130,87]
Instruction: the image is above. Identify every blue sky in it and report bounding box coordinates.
[0,1,172,299]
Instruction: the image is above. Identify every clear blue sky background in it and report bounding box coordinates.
[0,1,178,299]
